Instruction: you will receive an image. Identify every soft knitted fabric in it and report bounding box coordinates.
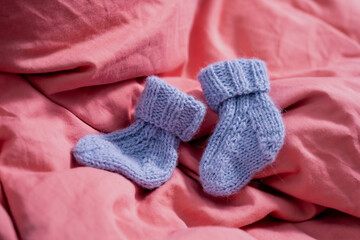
[73,76,206,189]
[198,59,285,197]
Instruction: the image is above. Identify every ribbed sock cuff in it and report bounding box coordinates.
[135,76,206,142]
[198,59,270,112]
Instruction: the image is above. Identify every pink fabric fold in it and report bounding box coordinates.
[0,0,360,239]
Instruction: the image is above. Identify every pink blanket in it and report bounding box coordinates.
[1,0,360,239]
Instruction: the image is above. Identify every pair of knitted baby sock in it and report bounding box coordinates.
[73,59,285,197]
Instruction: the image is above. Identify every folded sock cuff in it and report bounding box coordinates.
[135,76,206,142]
[198,59,270,112]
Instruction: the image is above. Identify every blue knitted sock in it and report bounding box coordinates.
[73,76,206,189]
[198,59,285,196]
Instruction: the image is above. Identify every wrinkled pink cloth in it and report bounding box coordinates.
[1,0,360,239]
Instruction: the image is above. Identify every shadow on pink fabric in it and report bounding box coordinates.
[0,0,360,239]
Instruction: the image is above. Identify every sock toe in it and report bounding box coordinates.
[200,165,249,197]
[73,134,122,167]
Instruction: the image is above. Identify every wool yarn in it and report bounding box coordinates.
[198,59,285,196]
[73,76,206,189]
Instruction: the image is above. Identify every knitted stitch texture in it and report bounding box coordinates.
[73,76,206,189]
[198,59,285,196]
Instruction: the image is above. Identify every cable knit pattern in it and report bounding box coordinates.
[198,59,285,197]
[73,76,206,189]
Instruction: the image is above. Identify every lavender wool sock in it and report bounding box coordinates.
[73,76,206,189]
[198,59,285,196]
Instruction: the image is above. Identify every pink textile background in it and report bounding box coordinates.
[1,0,360,239]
